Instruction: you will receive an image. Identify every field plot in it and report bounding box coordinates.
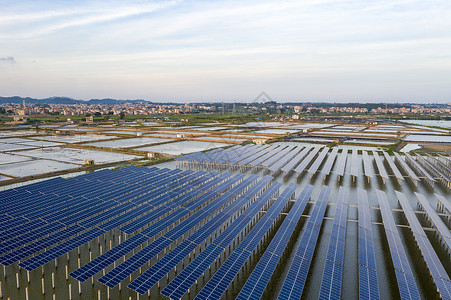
[30,134,113,143]
[0,159,79,177]
[14,147,141,164]
[134,140,231,155]
[85,137,173,148]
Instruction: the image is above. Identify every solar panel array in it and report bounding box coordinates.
[404,153,435,186]
[3,150,451,299]
[393,152,419,185]
[268,146,303,173]
[277,186,331,300]
[376,190,420,300]
[97,175,272,289]
[318,186,349,300]
[1,167,214,268]
[127,178,279,294]
[236,184,314,300]
[70,172,244,282]
[191,184,297,300]
[415,192,451,254]
[396,191,451,299]
[357,188,380,300]
[382,152,404,184]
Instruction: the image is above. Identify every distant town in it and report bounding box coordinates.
[0,96,450,124]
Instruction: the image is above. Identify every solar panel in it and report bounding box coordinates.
[277,186,330,300]
[350,149,359,179]
[334,150,348,178]
[162,184,295,299]
[128,181,281,295]
[362,151,374,180]
[281,146,312,174]
[318,186,349,300]
[372,151,388,183]
[376,190,420,300]
[396,191,451,299]
[393,153,420,184]
[320,147,339,178]
[294,147,321,175]
[98,175,271,289]
[357,188,380,300]
[382,152,404,184]
[308,147,329,178]
[415,192,451,254]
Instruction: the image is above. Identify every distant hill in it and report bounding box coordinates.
[0,96,151,105]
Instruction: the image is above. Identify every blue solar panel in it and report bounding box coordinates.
[277,186,330,300]
[19,227,105,271]
[169,184,290,300]
[0,224,85,266]
[396,191,451,299]
[128,180,280,295]
[97,175,265,289]
[98,236,172,288]
[319,186,349,300]
[70,233,149,282]
[0,218,48,241]
[358,188,380,300]
[0,222,64,255]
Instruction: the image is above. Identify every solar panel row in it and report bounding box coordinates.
[318,186,349,300]
[0,167,216,270]
[128,180,281,295]
[350,149,359,179]
[97,175,270,288]
[376,190,420,300]
[268,146,303,173]
[373,151,388,183]
[320,147,339,178]
[277,186,331,300]
[334,150,348,178]
[308,147,329,177]
[183,184,295,300]
[357,188,380,300]
[415,192,451,254]
[396,191,451,299]
[294,146,322,175]
[281,146,312,174]
[362,151,374,180]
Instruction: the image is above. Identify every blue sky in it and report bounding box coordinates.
[0,0,450,102]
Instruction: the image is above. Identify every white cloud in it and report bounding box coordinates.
[0,0,451,101]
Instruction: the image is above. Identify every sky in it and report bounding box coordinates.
[0,0,450,103]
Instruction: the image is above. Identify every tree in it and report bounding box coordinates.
[94,112,102,117]
[119,111,125,120]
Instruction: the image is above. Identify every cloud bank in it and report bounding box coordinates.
[0,0,450,102]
